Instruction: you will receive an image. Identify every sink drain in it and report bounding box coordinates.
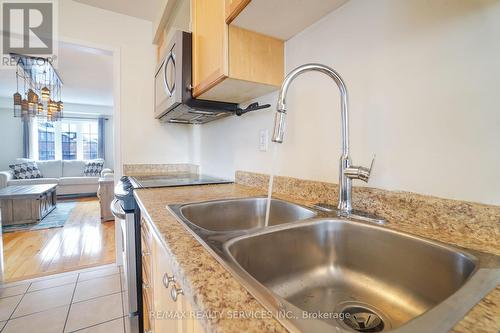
[339,305,386,332]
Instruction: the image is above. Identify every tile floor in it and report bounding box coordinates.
[0,264,128,333]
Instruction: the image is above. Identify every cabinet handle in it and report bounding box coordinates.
[170,285,183,302]
[142,282,150,290]
[163,273,175,289]
[142,250,150,257]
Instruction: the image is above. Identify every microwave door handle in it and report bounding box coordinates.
[164,50,176,97]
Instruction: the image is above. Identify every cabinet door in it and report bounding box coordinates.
[192,0,228,97]
[152,235,206,333]
[180,297,205,333]
[225,0,251,23]
[152,238,183,332]
[142,285,153,333]
[141,219,154,333]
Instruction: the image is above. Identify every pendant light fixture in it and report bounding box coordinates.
[27,89,37,105]
[12,55,64,122]
[27,88,38,115]
[21,99,29,121]
[37,102,43,114]
[40,86,50,102]
[40,68,50,102]
[13,68,22,117]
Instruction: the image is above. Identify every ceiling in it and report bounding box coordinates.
[0,41,114,107]
[73,0,156,21]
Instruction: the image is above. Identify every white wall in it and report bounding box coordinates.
[59,0,193,172]
[198,0,500,205]
[0,108,23,170]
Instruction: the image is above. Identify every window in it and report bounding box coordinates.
[38,122,55,160]
[61,123,78,160]
[34,119,102,161]
[82,122,99,160]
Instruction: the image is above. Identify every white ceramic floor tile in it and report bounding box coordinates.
[72,317,124,333]
[65,293,123,332]
[78,266,120,282]
[73,274,121,303]
[3,305,69,333]
[0,284,29,298]
[28,274,78,292]
[0,280,31,289]
[26,270,78,284]
[0,295,22,321]
[12,284,74,318]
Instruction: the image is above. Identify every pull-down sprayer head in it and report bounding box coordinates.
[272,111,287,143]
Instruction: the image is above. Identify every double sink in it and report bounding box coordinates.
[168,197,500,333]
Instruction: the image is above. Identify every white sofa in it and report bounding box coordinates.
[0,159,113,196]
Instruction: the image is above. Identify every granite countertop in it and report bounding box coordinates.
[134,177,500,333]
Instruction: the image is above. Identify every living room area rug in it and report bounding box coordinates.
[2,201,78,233]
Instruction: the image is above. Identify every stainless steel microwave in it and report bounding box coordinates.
[154,31,243,124]
[154,31,191,119]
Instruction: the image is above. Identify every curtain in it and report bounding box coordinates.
[98,117,105,160]
[22,119,30,159]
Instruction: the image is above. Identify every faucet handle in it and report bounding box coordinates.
[345,155,375,182]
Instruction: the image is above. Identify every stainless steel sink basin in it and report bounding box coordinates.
[169,198,500,333]
[177,197,316,232]
[223,219,500,333]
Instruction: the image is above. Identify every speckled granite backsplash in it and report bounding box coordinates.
[123,163,199,176]
[235,170,500,256]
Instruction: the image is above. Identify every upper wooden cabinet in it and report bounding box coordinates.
[225,0,250,23]
[192,0,228,98]
[192,0,284,103]
[230,0,348,40]
[156,0,347,104]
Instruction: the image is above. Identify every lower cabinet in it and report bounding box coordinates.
[141,218,154,333]
[141,217,204,333]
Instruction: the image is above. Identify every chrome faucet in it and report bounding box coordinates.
[272,63,383,222]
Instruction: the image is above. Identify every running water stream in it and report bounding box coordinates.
[264,144,279,226]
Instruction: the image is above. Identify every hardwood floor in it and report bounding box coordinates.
[2,197,116,283]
